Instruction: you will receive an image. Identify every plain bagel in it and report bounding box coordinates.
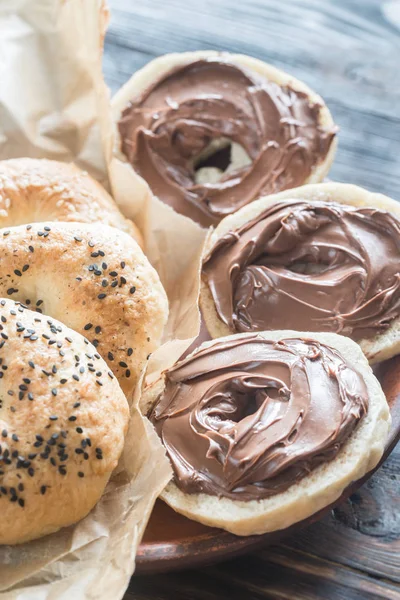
[0,222,168,396]
[0,158,143,247]
[0,299,129,545]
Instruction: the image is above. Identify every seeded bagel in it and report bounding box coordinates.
[0,222,168,395]
[0,299,129,545]
[0,158,143,247]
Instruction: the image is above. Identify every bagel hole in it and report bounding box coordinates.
[193,137,251,184]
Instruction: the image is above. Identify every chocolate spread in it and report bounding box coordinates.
[150,336,368,500]
[203,201,400,340]
[118,58,336,226]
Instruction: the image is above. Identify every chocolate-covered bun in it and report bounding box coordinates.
[201,183,400,364]
[114,52,337,227]
[142,331,390,536]
[150,335,368,500]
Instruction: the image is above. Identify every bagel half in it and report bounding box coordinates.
[0,299,129,545]
[144,331,390,536]
[0,222,168,395]
[112,50,337,226]
[201,182,400,364]
[0,158,143,247]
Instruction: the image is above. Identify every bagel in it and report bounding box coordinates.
[0,158,143,247]
[145,331,390,535]
[113,50,337,227]
[0,222,168,395]
[0,299,129,545]
[201,182,400,364]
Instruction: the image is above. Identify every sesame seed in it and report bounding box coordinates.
[108,352,114,361]
[22,265,29,272]
[98,293,106,300]
[68,416,77,422]
[126,370,131,378]
[78,471,84,478]
[127,348,133,356]
[40,486,47,495]
[28,361,35,368]
[84,323,92,330]
[14,270,22,277]
[49,415,58,421]
[121,261,125,268]
[130,286,136,294]
[51,389,57,397]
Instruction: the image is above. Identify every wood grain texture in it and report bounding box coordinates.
[103,0,400,598]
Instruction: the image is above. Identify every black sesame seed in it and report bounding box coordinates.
[121,261,125,268]
[14,270,22,277]
[18,498,25,508]
[40,485,47,495]
[44,226,51,232]
[28,393,34,401]
[119,361,128,368]
[49,415,58,421]
[127,348,133,356]
[97,293,106,300]
[51,388,57,397]
[22,265,29,272]
[11,434,18,442]
[60,379,67,384]
[74,236,82,242]
[28,467,34,477]
[72,374,79,382]
[28,245,34,253]
[109,271,117,277]
[84,323,92,331]
[28,361,35,368]
[1,430,7,438]
[78,471,84,478]
[101,280,108,288]
[76,426,83,433]
[126,369,131,378]
[68,416,77,422]
[130,286,136,294]
[108,352,114,361]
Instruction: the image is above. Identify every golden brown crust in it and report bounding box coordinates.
[0,299,129,545]
[0,158,143,247]
[0,222,168,396]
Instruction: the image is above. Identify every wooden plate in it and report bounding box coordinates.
[136,356,400,574]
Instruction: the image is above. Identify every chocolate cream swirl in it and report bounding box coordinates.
[118,58,336,227]
[150,336,368,500]
[203,200,400,340]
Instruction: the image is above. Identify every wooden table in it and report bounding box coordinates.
[104,1,400,598]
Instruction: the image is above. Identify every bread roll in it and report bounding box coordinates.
[144,331,390,535]
[112,51,337,227]
[0,299,129,545]
[201,182,400,364]
[0,222,168,395]
[0,158,143,247]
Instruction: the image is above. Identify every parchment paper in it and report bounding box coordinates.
[0,0,206,597]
